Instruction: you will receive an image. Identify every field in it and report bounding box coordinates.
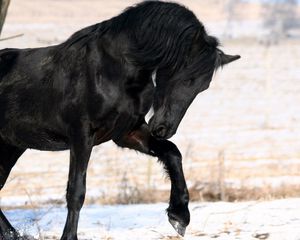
[5,199,300,240]
[0,0,300,239]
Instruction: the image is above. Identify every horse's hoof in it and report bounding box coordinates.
[168,218,186,236]
[167,206,190,237]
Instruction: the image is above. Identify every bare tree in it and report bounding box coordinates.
[0,0,10,36]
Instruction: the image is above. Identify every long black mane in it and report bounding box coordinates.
[54,1,219,74]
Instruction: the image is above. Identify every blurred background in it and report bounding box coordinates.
[0,0,299,208]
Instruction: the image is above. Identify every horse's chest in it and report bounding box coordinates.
[90,78,153,143]
[91,100,145,145]
[93,111,139,143]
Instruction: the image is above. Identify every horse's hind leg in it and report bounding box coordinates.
[114,123,190,236]
[0,139,25,239]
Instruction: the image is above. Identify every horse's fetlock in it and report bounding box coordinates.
[167,204,190,227]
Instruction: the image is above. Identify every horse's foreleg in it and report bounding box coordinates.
[0,140,25,240]
[114,123,190,236]
[61,126,93,240]
[152,139,190,236]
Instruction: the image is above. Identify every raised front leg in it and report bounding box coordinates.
[114,123,190,236]
[152,140,190,236]
[61,125,93,240]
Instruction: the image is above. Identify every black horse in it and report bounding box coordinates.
[0,1,240,239]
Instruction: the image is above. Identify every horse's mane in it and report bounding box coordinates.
[53,22,109,62]
[53,1,219,80]
[109,1,220,74]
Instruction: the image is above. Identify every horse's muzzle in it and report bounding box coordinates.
[151,124,168,139]
[149,122,175,139]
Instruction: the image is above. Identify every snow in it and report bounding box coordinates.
[4,198,300,240]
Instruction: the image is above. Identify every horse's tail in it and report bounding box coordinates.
[0,48,19,79]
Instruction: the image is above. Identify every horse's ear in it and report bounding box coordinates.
[217,50,240,67]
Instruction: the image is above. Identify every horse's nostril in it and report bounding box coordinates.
[153,125,168,139]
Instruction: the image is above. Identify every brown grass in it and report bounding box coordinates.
[70,184,300,206]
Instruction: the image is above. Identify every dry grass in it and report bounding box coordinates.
[189,184,300,202]
[7,185,299,210]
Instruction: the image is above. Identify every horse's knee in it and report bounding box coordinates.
[66,178,86,210]
[152,140,182,160]
[166,142,182,159]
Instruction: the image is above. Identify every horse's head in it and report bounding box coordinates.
[148,36,240,139]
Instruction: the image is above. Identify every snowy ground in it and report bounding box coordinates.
[4,198,300,240]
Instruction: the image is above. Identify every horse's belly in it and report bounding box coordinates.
[0,124,69,151]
